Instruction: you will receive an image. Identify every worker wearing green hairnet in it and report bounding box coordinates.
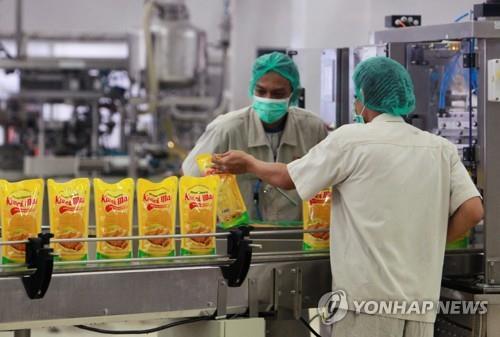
[182,52,328,222]
[212,56,483,337]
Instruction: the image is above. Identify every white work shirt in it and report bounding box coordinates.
[288,113,480,323]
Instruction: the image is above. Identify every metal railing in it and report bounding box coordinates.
[0,228,328,246]
[0,228,330,272]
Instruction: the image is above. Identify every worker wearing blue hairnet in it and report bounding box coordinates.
[182,52,328,222]
[213,57,483,337]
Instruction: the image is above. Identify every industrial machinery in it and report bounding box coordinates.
[368,16,500,337]
[0,0,134,178]
[0,0,231,179]
[287,48,350,127]
[127,0,231,178]
[0,51,131,177]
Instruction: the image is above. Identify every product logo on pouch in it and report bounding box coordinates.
[143,189,171,211]
[7,190,38,215]
[309,190,332,205]
[184,186,214,210]
[102,192,129,212]
[55,193,85,214]
[318,289,348,324]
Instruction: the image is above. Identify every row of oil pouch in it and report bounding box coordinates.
[0,154,331,264]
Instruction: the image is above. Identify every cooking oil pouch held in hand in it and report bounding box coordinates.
[48,178,90,261]
[179,175,220,256]
[1,179,44,264]
[94,178,134,259]
[303,188,332,251]
[196,153,249,229]
[137,177,178,257]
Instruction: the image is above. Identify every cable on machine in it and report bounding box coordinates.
[75,315,213,335]
[299,316,322,337]
[308,313,320,324]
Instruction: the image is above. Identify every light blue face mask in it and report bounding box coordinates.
[353,89,366,124]
[252,95,290,124]
[353,105,366,124]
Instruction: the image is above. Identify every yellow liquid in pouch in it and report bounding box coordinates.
[179,176,220,255]
[196,154,249,229]
[48,178,89,261]
[1,179,44,264]
[94,178,134,259]
[303,189,332,251]
[137,177,178,257]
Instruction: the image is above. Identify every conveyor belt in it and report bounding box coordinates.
[0,228,332,330]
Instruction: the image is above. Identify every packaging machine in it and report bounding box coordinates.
[0,0,231,180]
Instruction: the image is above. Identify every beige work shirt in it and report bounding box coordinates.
[288,113,480,323]
[182,106,328,222]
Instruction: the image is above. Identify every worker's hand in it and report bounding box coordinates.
[212,151,254,175]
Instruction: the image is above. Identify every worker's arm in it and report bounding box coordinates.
[447,196,483,243]
[212,151,295,190]
[215,128,355,200]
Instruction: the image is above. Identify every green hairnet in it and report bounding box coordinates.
[353,56,416,116]
[249,52,301,106]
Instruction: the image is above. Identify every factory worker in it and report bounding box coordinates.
[182,52,328,222]
[212,57,484,337]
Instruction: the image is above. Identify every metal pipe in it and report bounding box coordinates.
[15,0,25,59]
[0,254,232,270]
[0,232,231,246]
[127,137,138,179]
[38,106,46,156]
[0,239,30,246]
[143,0,160,143]
[214,0,231,109]
[127,103,139,179]
[14,330,30,337]
[0,229,328,246]
[55,254,230,266]
[250,229,328,236]
[51,232,230,243]
[253,250,329,257]
[0,251,330,270]
[0,33,129,42]
[90,101,99,157]
[169,104,213,122]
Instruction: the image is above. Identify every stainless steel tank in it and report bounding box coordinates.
[148,0,207,86]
